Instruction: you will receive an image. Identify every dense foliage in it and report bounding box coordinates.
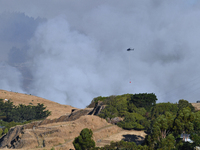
[0,99,51,122]
[92,93,157,112]
[90,93,200,149]
[130,93,157,112]
[117,112,145,130]
[97,93,157,130]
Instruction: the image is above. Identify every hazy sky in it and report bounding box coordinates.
[1,0,200,108]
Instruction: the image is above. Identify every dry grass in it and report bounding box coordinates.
[191,103,200,111]
[0,89,76,119]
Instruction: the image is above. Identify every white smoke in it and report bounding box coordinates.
[1,1,200,108]
[28,17,101,107]
[0,62,24,93]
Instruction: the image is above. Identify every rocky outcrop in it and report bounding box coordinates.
[0,125,24,148]
[66,109,93,121]
[107,117,123,125]
[88,101,106,115]
[38,108,93,126]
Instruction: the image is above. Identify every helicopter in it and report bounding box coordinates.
[127,48,134,83]
[127,48,134,51]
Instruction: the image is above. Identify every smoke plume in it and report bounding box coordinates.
[1,1,200,108]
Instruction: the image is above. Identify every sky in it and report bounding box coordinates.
[0,0,200,108]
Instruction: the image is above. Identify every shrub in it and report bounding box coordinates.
[0,128,3,136]
[73,128,95,150]
[3,128,8,134]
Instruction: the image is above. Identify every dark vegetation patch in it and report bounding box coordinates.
[0,99,51,136]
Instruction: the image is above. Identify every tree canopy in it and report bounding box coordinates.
[90,94,199,150]
[0,99,51,122]
[73,128,95,150]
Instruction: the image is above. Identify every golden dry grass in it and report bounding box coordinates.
[191,103,200,111]
[0,89,76,119]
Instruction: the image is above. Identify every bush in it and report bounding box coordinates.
[3,128,8,134]
[100,140,137,150]
[73,128,95,150]
[50,147,55,150]
[0,128,3,136]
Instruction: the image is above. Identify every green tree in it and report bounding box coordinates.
[4,103,51,122]
[98,105,118,119]
[178,99,195,112]
[114,99,128,116]
[117,112,145,130]
[34,103,51,119]
[6,108,21,122]
[144,112,175,149]
[17,104,36,121]
[0,100,14,121]
[157,134,175,150]
[189,111,200,147]
[153,112,175,140]
[128,103,147,116]
[137,145,149,150]
[194,111,200,132]
[173,107,195,137]
[73,128,95,150]
[150,102,178,120]
[130,93,157,111]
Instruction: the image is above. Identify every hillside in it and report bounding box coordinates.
[2,115,145,150]
[0,89,76,119]
[0,90,146,149]
[1,90,200,149]
[191,103,200,111]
